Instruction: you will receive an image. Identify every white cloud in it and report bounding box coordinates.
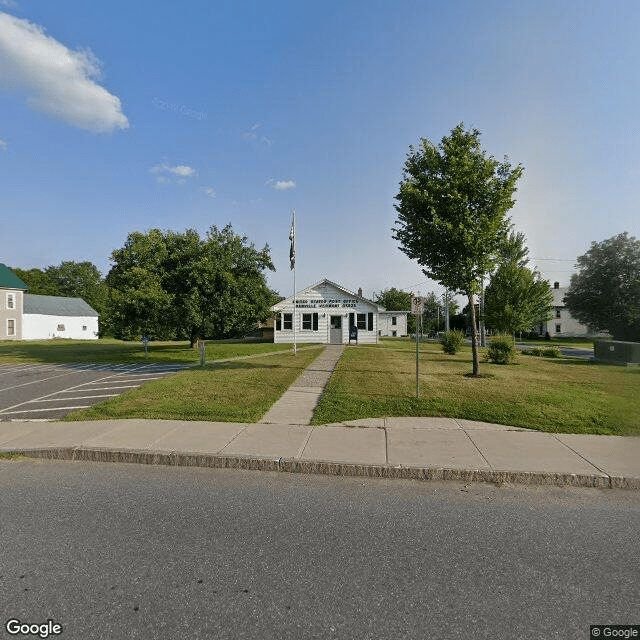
[200,186,215,198]
[273,180,296,190]
[150,163,198,185]
[0,1,19,9]
[0,12,129,133]
[0,138,7,151]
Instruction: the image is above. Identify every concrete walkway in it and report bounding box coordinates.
[1,417,638,489]
[259,345,345,425]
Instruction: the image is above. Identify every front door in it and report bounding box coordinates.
[329,315,342,344]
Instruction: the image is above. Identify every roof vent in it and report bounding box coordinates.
[357,287,363,297]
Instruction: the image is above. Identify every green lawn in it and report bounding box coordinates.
[0,338,311,365]
[63,347,322,423]
[312,341,640,435]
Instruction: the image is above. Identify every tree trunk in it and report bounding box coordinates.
[468,292,479,375]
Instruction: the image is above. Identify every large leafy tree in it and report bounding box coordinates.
[484,232,553,336]
[564,232,640,341]
[105,225,275,343]
[484,263,553,336]
[393,124,523,374]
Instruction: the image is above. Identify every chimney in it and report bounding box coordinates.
[357,287,363,297]
[554,281,560,289]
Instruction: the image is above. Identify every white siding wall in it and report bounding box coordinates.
[273,282,379,344]
[22,314,99,340]
[378,312,408,337]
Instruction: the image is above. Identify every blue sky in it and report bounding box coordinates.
[1,0,639,301]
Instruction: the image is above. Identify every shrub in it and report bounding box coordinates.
[439,330,466,355]
[525,346,561,358]
[485,334,517,364]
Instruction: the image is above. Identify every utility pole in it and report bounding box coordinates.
[444,288,450,332]
[480,276,486,347]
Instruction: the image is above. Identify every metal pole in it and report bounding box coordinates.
[292,209,297,356]
[444,288,450,332]
[480,276,486,347]
[416,313,419,398]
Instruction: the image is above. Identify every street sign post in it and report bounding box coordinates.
[410,295,423,398]
[142,335,150,360]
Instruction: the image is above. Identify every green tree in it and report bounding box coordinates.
[105,225,275,344]
[393,124,523,374]
[564,232,640,341]
[484,262,553,336]
[44,261,107,314]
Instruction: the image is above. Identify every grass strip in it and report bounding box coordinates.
[63,347,322,423]
[0,338,316,365]
[312,342,640,435]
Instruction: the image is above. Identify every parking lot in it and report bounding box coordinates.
[0,362,188,420]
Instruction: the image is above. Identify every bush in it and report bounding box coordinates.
[525,346,561,358]
[485,334,517,364]
[439,330,466,355]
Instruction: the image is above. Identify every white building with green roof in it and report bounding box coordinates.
[0,263,99,340]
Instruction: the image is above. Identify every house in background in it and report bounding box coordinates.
[539,281,607,338]
[0,263,27,341]
[0,263,99,340]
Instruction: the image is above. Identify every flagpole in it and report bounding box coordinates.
[292,209,297,355]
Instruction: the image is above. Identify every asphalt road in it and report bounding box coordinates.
[0,363,187,420]
[1,460,638,640]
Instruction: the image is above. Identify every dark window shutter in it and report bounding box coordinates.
[368,312,373,331]
[349,312,355,328]
[276,318,281,331]
[313,313,318,331]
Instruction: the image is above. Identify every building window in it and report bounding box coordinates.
[555,324,561,333]
[391,316,397,325]
[392,330,397,337]
[555,308,561,319]
[283,313,293,330]
[7,319,15,336]
[57,324,65,332]
[6,293,15,310]
[83,325,87,331]
[302,313,319,331]
[357,313,366,330]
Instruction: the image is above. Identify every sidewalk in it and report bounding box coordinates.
[1,344,639,489]
[2,417,638,489]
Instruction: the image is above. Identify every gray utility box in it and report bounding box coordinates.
[594,340,640,364]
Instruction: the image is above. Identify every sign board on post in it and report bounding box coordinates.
[410,296,422,398]
[349,325,358,345]
[141,335,150,359]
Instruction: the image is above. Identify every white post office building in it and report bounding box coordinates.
[272,279,408,345]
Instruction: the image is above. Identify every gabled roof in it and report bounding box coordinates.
[0,263,28,290]
[24,294,99,317]
[272,278,384,311]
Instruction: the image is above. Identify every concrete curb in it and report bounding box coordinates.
[6,446,639,490]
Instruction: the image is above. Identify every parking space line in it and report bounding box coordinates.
[2,406,92,415]
[0,364,101,393]
[0,362,186,418]
[26,395,119,402]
